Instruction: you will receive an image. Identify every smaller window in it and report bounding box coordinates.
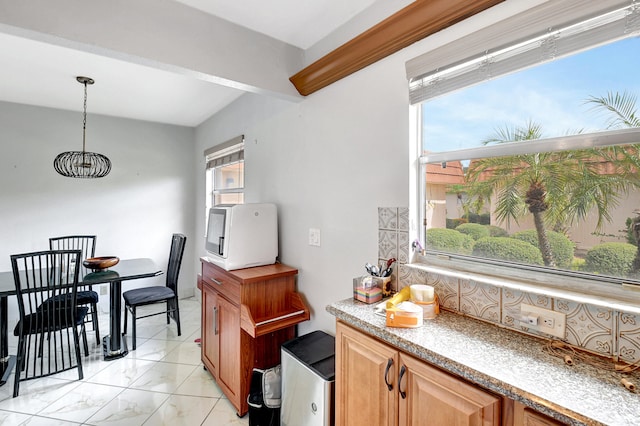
[205,136,244,213]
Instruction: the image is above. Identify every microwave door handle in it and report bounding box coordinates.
[218,237,224,255]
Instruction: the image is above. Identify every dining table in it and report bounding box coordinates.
[0,257,162,386]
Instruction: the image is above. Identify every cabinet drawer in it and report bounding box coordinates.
[202,262,241,304]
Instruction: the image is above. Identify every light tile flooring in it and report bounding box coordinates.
[0,298,249,426]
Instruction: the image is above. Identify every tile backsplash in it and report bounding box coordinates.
[377,206,640,364]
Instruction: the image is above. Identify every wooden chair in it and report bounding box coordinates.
[123,234,186,350]
[11,249,88,397]
[49,235,100,345]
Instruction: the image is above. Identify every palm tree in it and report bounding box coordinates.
[464,120,635,268]
[587,91,640,274]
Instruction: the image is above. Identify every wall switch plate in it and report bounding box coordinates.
[308,228,321,246]
[520,304,566,339]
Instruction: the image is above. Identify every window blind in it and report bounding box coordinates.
[406,0,638,105]
[204,135,244,169]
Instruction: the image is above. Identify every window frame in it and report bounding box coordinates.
[205,135,245,214]
[411,0,640,287]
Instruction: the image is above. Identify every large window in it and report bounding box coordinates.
[412,1,640,283]
[205,135,244,211]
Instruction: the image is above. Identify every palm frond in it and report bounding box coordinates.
[585,91,640,129]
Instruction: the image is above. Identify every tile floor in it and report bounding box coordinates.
[0,298,249,426]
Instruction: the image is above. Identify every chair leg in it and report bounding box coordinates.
[91,302,100,344]
[82,323,89,357]
[123,304,128,335]
[13,337,26,397]
[174,299,181,336]
[131,306,137,350]
[74,325,85,380]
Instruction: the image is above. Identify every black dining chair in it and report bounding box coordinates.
[11,249,88,397]
[123,233,186,350]
[49,235,100,345]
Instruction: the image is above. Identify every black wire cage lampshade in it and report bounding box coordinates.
[54,76,111,178]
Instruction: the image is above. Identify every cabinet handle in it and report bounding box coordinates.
[209,277,223,286]
[213,307,218,335]
[398,365,407,399]
[384,358,394,391]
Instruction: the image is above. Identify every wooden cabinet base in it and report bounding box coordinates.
[336,321,500,426]
[336,321,567,426]
[201,260,309,416]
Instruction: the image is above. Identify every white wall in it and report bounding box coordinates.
[195,52,410,334]
[193,0,543,335]
[0,101,197,315]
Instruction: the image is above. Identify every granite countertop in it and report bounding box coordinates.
[327,298,640,426]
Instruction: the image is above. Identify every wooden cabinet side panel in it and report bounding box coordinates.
[398,354,501,426]
[336,322,398,426]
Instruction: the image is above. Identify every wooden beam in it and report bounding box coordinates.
[289,0,505,96]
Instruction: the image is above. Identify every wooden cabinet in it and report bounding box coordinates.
[201,260,310,416]
[336,320,398,426]
[336,321,501,426]
[513,402,566,426]
[399,354,501,425]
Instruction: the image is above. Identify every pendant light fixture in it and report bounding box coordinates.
[54,76,111,178]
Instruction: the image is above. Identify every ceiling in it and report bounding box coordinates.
[0,0,389,127]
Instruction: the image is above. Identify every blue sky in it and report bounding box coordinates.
[422,36,640,153]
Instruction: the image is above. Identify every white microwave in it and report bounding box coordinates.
[205,203,278,270]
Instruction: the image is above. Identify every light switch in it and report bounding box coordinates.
[309,228,321,246]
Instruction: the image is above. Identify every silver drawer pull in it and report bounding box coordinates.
[209,277,223,286]
[214,307,218,335]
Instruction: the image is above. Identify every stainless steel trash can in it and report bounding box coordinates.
[280,331,335,426]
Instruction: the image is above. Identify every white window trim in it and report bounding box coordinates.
[205,135,245,210]
[406,0,640,295]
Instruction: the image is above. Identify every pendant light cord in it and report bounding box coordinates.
[82,79,88,154]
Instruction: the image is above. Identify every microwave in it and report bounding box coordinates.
[205,203,278,270]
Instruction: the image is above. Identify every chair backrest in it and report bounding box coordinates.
[49,235,96,262]
[11,249,83,388]
[11,249,82,324]
[166,234,187,293]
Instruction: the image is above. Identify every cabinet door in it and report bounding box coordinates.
[336,322,399,426]
[201,285,219,376]
[514,402,565,426]
[398,353,501,426]
[216,295,241,405]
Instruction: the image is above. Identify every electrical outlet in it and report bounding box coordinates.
[520,304,566,339]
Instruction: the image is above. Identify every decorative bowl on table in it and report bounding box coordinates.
[83,256,120,271]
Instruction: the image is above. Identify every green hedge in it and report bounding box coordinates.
[583,242,637,276]
[446,218,467,229]
[472,237,544,265]
[486,225,509,237]
[426,228,475,255]
[511,229,575,268]
[463,212,491,225]
[455,223,490,240]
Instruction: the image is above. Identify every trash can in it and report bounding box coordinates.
[280,331,335,426]
[248,366,281,426]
